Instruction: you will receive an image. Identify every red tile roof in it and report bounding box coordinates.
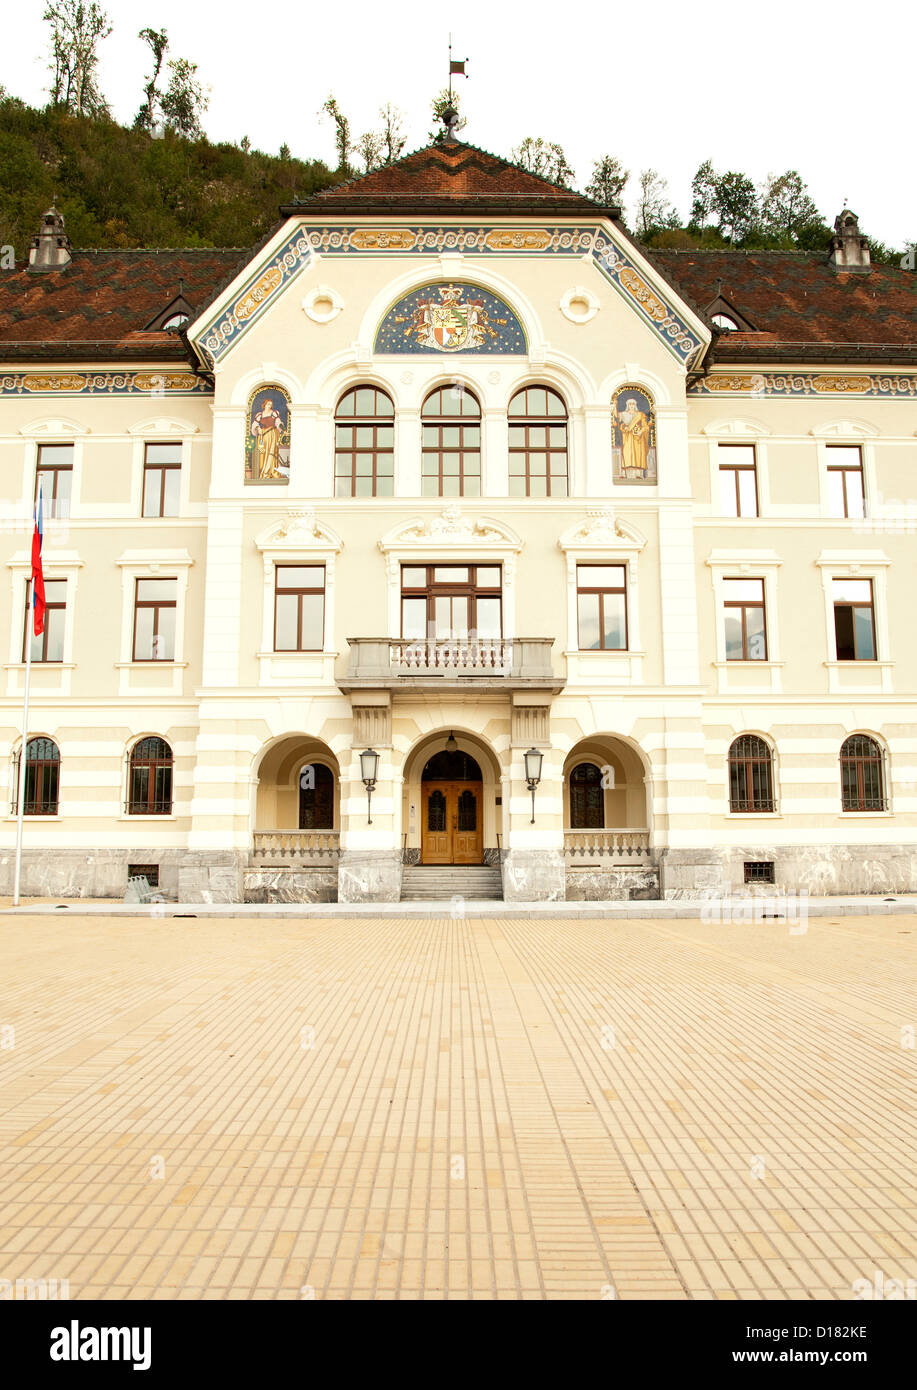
[285,141,604,216]
[651,249,917,363]
[0,248,245,362]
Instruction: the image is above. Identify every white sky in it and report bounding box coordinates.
[4,0,914,248]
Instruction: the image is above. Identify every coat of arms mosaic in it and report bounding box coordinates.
[374,282,526,355]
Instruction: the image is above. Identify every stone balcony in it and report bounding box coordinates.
[564,829,652,860]
[338,637,565,693]
[252,830,340,862]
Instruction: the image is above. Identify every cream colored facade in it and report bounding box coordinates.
[2,198,916,902]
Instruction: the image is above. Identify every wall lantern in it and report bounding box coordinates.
[444,730,458,753]
[524,747,543,823]
[360,747,379,824]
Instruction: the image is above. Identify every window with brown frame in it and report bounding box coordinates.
[132,578,177,661]
[400,564,502,640]
[508,385,568,497]
[826,445,865,519]
[35,443,73,519]
[576,565,627,651]
[127,737,173,815]
[12,737,60,815]
[23,578,66,662]
[717,444,758,517]
[142,442,182,517]
[421,385,481,497]
[723,578,767,660]
[274,565,325,651]
[569,762,604,828]
[728,735,775,812]
[839,734,887,811]
[832,578,876,660]
[334,386,394,497]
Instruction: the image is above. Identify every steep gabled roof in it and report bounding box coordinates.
[282,141,609,218]
[652,249,917,363]
[0,248,246,362]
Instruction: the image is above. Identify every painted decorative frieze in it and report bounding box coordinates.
[0,371,209,397]
[692,373,917,398]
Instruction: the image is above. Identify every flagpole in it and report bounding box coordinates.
[12,587,33,907]
[448,33,453,103]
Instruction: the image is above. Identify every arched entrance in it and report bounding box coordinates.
[421,748,483,864]
[252,735,341,859]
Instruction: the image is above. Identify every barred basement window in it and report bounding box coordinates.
[128,863,160,888]
[728,735,775,812]
[840,734,887,811]
[744,861,775,884]
[128,737,173,815]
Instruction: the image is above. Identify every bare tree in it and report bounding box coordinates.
[354,130,383,173]
[134,26,167,131]
[634,168,675,234]
[44,0,111,117]
[379,103,406,164]
[321,95,352,174]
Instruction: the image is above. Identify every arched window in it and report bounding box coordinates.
[840,735,886,811]
[421,386,481,497]
[569,762,604,829]
[13,737,60,816]
[128,737,173,815]
[728,736,775,813]
[299,761,334,830]
[508,385,568,497]
[334,386,394,497]
[712,313,738,332]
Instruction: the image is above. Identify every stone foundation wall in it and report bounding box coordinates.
[337,850,402,903]
[660,844,917,898]
[0,848,190,900]
[565,863,661,901]
[501,848,565,902]
[243,866,338,903]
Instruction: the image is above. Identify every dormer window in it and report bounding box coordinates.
[162,312,189,331]
[712,313,739,332]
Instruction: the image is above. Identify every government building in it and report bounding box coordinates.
[1,127,916,903]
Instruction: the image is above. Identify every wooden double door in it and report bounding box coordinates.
[421,780,483,864]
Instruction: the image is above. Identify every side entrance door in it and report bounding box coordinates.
[421,781,483,864]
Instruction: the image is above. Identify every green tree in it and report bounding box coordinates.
[585,154,629,207]
[714,171,759,241]
[760,169,823,243]
[690,158,717,227]
[321,95,352,174]
[160,57,207,140]
[354,129,383,173]
[510,136,574,188]
[134,27,167,131]
[44,0,111,117]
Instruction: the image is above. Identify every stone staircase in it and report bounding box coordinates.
[400,865,504,902]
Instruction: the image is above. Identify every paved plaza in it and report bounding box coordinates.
[1,911,915,1300]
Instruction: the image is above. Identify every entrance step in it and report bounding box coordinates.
[401,866,503,901]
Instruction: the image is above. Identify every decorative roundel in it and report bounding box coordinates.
[302,285,344,324]
[560,286,600,325]
[400,370,414,385]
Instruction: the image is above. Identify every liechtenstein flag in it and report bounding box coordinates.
[31,488,45,637]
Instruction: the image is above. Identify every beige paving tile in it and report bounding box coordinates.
[0,912,915,1300]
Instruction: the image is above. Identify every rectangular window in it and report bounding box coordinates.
[23,578,66,662]
[35,443,73,519]
[400,564,502,639]
[826,445,865,519]
[576,564,628,651]
[133,577,177,660]
[274,565,325,651]
[833,578,876,660]
[717,444,758,517]
[723,578,767,660]
[744,860,775,884]
[142,442,182,517]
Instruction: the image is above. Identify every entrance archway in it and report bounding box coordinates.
[420,748,483,864]
[402,730,502,866]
